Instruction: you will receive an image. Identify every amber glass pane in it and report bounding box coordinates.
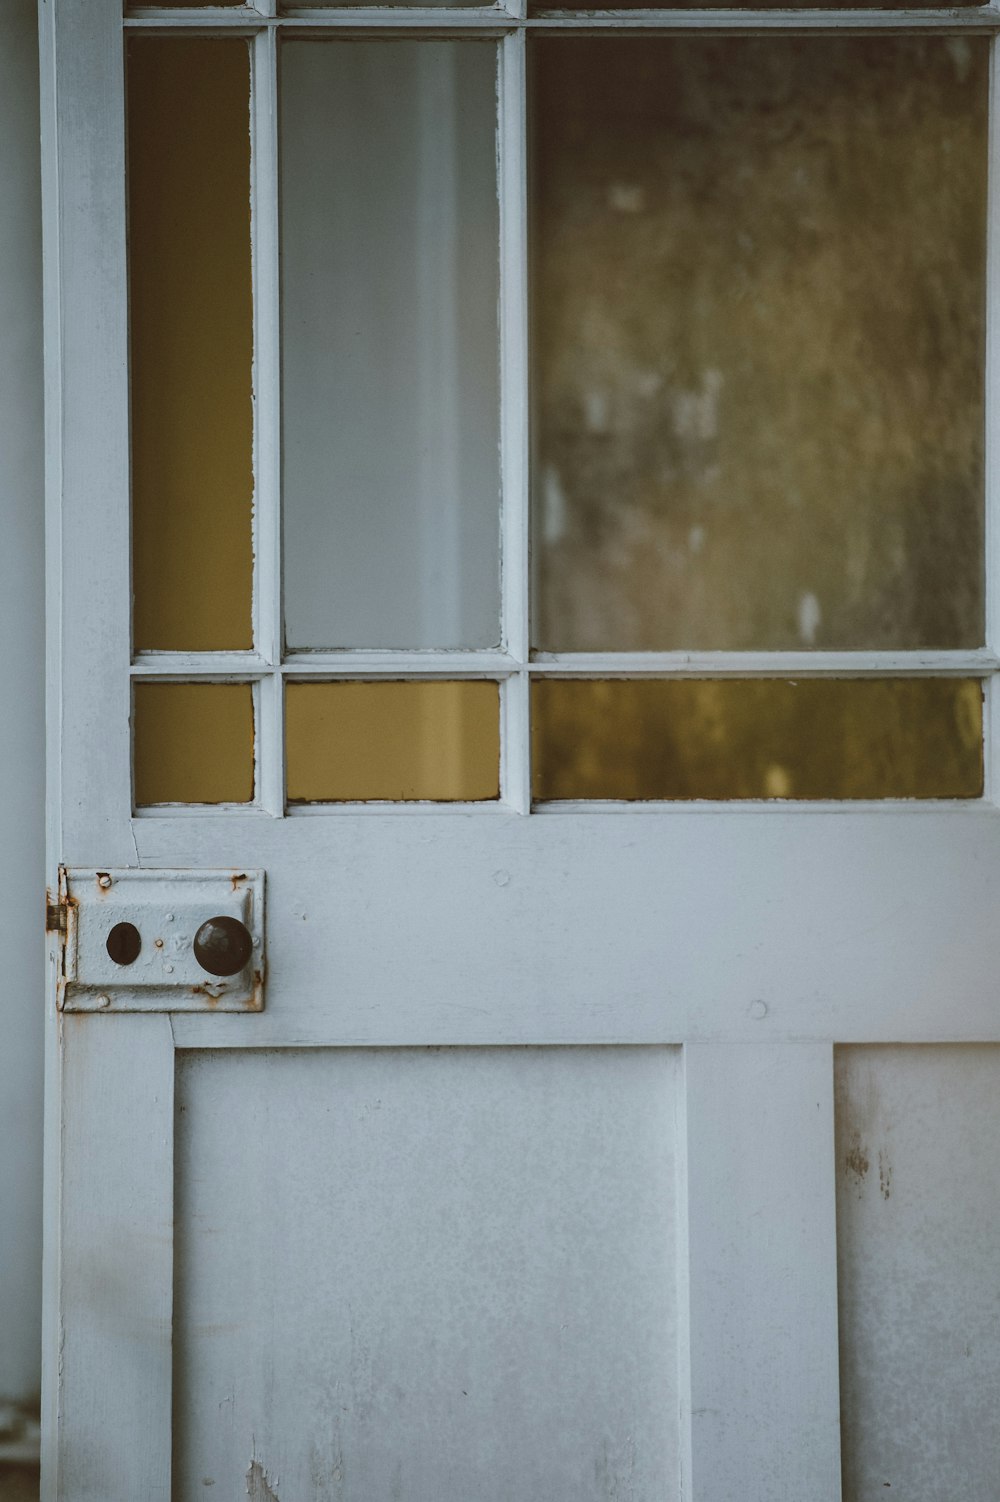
[532,679,982,800]
[286,682,499,802]
[281,41,501,649]
[129,39,253,651]
[531,40,987,650]
[134,683,255,806]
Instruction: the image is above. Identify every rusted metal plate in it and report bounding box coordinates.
[58,867,265,1013]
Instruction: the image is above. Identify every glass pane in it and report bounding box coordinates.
[286,681,499,801]
[532,679,982,800]
[281,42,501,650]
[531,40,987,651]
[134,682,255,806]
[128,39,254,652]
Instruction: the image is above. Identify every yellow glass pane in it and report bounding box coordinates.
[531,39,987,651]
[286,682,499,802]
[532,679,983,801]
[128,39,253,651]
[134,683,255,806]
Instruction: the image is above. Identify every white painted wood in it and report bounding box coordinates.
[529,649,996,677]
[498,30,531,811]
[679,1044,841,1502]
[42,0,134,873]
[149,806,1000,1047]
[132,647,995,679]
[45,6,1000,1500]
[123,5,1000,29]
[45,1015,174,1502]
[836,1046,1000,1500]
[173,1046,680,1500]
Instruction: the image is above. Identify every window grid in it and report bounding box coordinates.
[126,7,998,813]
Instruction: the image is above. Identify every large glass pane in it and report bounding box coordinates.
[281,42,501,650]
[134,682,255,806]
[531,40,987,652]
[128,39,254,652]
[286,681,499,802]
[532,679,983,800]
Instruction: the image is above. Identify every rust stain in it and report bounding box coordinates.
[844,1131,869,1185]
[230,871,248,892]
[191,984,225,1008]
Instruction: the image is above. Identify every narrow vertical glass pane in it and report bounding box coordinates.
[531,40,987,651]
[281,42,501,650]
[134,682,255,806]
[286,682,499,802]
[531,679,983,801]
[129,39,253,652]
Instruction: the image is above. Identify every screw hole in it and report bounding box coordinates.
[106,921,141,967]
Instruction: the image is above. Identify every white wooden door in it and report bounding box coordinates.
[41,4,1000,1500]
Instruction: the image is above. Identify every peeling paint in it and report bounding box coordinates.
[247,1457,280,1502]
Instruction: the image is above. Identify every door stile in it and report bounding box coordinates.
[678,1043,842,1502]
[41,0,134,870]
[44,1016,176,1502]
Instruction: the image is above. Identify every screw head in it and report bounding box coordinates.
[95,993,112,1009]
[97,874,112,890]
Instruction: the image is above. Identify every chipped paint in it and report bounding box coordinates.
[247,1456,280,1502]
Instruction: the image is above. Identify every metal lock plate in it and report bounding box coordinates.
[58,868,265,1012]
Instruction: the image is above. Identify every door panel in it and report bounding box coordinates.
[836,1047,1000,1501]
[174,1048,680,1501]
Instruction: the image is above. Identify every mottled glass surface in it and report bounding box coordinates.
[134,683,255,806]
[532,679,983,800]
[281,42,501,650]
[531,40,987,652]
[128,39,253,651]
[286,682,499,801]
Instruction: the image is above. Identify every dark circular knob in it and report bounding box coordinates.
[193,915,253,978]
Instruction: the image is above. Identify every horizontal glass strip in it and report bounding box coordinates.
[134,682,256,806]
[532,679,983,800]
[286,681,500,801]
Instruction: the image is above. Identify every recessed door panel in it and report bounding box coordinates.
[174,1047,680,1502]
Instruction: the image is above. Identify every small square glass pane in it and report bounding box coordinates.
[281,42,502,650]
[134,683,255,806]
[531,39,987,652]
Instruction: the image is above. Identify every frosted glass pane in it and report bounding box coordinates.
[281,42,501,650]
[133,683,255,806]
[532,679,983,801]
[286,681,499,802]
[128,39,253,652]
[531,40,987,652]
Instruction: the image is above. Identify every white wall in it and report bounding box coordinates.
[0,0,45,1405]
